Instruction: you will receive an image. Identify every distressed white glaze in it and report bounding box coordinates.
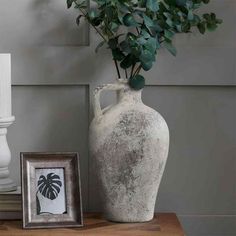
[0,116,17,192]
[89,80,169,222]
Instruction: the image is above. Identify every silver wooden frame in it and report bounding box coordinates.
[21,152,83,229]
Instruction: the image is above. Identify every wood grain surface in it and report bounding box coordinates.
[0,213,184,236]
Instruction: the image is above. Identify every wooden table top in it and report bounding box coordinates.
[0,213,185,236]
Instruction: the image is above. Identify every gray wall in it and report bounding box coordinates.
[0,0,235,235]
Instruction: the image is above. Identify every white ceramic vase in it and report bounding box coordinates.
[89,80,169,222]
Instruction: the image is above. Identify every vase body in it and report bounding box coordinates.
[89,82,169,222]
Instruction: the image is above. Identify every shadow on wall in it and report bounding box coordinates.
[30,0,88,46]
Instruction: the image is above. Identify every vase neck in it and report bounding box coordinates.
[117,87,142,104]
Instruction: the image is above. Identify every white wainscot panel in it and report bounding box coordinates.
[8,85,89,209]
[143,86,236,215]
[0,0,88,49]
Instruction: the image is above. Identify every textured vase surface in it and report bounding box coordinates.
[89,81,169,222]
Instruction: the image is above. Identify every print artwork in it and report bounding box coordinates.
[35,168,66,215]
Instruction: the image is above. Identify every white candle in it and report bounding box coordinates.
[0,54,12,118]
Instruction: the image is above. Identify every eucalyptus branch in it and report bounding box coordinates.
[136,66,142,75]
[114,60,121,79]
[133,64,142,76]
[130,64,135,78]
[78,6,108,42]
[104,1,115,38]
[125,69,128,79]
[68,0,222,90]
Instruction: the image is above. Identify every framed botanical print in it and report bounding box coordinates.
[21,152,83,229]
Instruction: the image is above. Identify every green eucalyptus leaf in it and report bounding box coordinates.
[127,32,137,43]
[118,11,124,24]
[95,41,105,53]
[176,0,187,6]
[164,30,174,40]
[108,38,118,49]
[143,14,159,35]
[144,37,157,53]
[166,17,173,27]
[143,14,154,28]
[91,17,101,26]
[131,45,142,57]
[137,36,147,45]
[129,75,145,90]
[141,29,151,39]
[67,0,74,8]
[105,7,114,20]
[120,54,135,69]
[207,22,217,31]
[120,40,131,53]
[176,24,182,32]
[197,22,206,34]
[112,48,125,61]
[192,3,201,9]
[118,3,130,13]
[188,10,194,20]
[140,49,155,63]
[164,0,176,6]
[138,0,147,8]
[210,13,216,20]
[153,20,163,32]
[159,1,168,12]
[192,15,201,25]
[89,9,98,19]
[182,21,191,32]
[111,22,119,31]
[123,13,138,27]
[203,13,210,21]
[146,0,159,12]
[186,1,193,9]
[141,61,153,71]
[164,42,177,56]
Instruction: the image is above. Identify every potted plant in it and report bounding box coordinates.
[67,0,222,222]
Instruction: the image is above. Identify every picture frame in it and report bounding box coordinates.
[21,152,83,229]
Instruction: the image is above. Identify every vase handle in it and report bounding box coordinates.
[93,79,127,118]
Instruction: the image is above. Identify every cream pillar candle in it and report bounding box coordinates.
[0,54,12,118]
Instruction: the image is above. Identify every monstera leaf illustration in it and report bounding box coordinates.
[37,173,62,200]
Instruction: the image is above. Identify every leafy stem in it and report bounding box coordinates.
[67,0,222,90]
